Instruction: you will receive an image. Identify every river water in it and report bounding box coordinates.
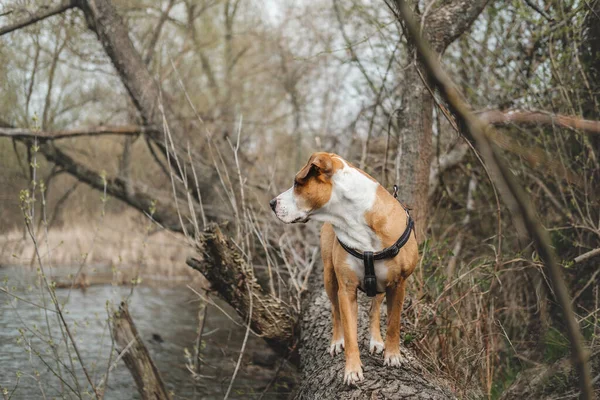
[0,266,294,399]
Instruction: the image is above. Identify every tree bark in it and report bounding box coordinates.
[395,64,434,243]
[391,0,490,243]
[293,273,455,399]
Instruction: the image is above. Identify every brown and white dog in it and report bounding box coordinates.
[270,152,418,385]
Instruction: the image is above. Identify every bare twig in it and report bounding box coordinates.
[223,281,252,400]
[447,173,477,277]
[523,0,554,22]
[0,0,76,36]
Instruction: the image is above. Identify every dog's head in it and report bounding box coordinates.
[270,152,343,223]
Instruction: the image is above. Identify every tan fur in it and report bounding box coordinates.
[317,154,419,381]
[294,152,344,211]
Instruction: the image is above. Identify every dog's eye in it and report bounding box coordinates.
[294,180,301,188]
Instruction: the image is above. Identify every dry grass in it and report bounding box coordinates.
[0,212,198,282]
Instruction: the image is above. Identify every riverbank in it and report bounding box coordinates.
[0,266,296,399]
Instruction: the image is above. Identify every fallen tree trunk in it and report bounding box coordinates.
[293,273,455,399]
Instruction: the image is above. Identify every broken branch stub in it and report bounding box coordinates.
[112,302,171,400]
[186,224,299,362]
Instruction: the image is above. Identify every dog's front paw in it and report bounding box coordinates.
[343,363,364,385]
[329,338,345,356]
[369,337,385,354]
[383,349,403,367]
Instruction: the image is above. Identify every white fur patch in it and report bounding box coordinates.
[273,187,308,223]
[329,338,344,356]
[384,350,403,367]
[369,337,385,354]
[344,364,364,385]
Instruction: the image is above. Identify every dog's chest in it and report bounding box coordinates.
[345,255,389,293]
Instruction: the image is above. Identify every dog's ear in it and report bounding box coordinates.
[296,153,333,181]
[310,153,333,176]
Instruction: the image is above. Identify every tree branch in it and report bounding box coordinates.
[428,142,469,197]
[574,248,600,264]
[143,0,176,66]
[393,1,594,398]
[79,0,207,206]
[478,109,600,134]
[39,142,190,233]
[79,0,160,127]
[0,125,157,140]
[0,0,76,37]
[426,0,490,51]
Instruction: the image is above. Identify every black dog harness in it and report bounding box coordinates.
[337,185,415,297]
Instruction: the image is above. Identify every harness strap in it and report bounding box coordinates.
[363,251,377,297]
[337,216,414,260]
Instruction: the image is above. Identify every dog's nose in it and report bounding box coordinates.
[269,198,277,212]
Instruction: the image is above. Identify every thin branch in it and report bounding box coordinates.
[392,1,594,398]
[478,109,600,135]
[523,0,554,22]
[447,173,477,277]
[0,125,156,140]
[143,0,176,66]
[0,0,76,36]
[223,280,252,400]
[574,248,600,264]
[332,0,378,96]
[428,142,469,197]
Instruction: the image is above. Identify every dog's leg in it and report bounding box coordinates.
[369,293,385,354]
[322,224,344,356]
[324,260,344,356]
[338,285,363,384]
[384,278,406,367]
